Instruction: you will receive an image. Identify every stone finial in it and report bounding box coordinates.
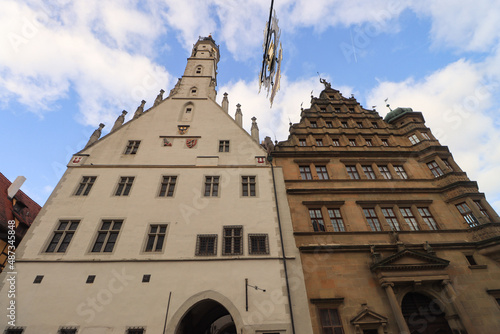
[153,89,165,107]
[85,123,105,148]
[251,116,259,143]
[263,136,275,154]
[222,92,229,113]
[111,110,128,132]
[133,100,146,119]
[235,103,243,127]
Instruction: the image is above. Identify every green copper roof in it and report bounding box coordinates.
[384,107,413,123]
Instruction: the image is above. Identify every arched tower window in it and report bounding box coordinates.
[180,103,194,122]
[195,65,203,75]
[190,87,198,97]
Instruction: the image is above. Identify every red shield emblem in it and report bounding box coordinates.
[186,139,197,148]
[72,157,82,164]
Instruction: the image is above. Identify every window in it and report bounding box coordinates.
[334,107,341,113]
[341,122,348,128]
[400,208,419,230]
[443,159,454,171]
[142,274,151,282]
[115,177,134,196]
[465,255,477,266]
[319,308,344,334]
[310,121,318,128]
[75,176,96,196]
[242,176,256,196]
[299,139,307,146]
[159,176,176,197]
[349,139,356,146]
[456,202,479,227]
[365,139,372,146]
[362,166,376,179]
[86,275,95,284]
[320,107,326,112]
[332,139,340,146]
[421,132,431,140]
[126,328,145,334]
[328,208,345,232]
[316,139,324,146]
[381,139,389,146]
[124,140,140,154]
[249,234,269,255]
[196,235,217,255]
[219,140,230,152]
[223,226,242,255]
[475,201,490,218]
[378,166,392,179]
[91,220,122,252]
[33,275,44,284]
[393,165,408,179]
[363,208,382,231]
[381,208,400,231]
[299,166,313,180]
[371,122,378,128]
[309,209,325,231]
[195,66,202,74]
[58,328,77,334]
[346,166,360,179]
[46,220,79,253]
[427,161,444,177]
[204,176,220,196]
[418,207,438,230]
[326,121,333,128]
[357,122,363,128]
[145,224,167,252]
[186,107,192,113]
[316,166,329,180]
[349,108,355,113]
[6,329,24,334]
[408,134,420,145]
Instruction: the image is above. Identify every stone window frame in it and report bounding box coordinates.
[316,165,329,180]
[241,175,257,197]
[378,165,392,179]
[143,224,168,253]
[304,202,346,232]
[218,140,230,152]
[408,133,420,145]
[346,165,360,179]
[203,175,220,197]
[299,138,307,146]
[299,165,313,180]
[316,138,324,146]
[248,234,269,255]
[158,175,177,197]
[310,298,346,334]
[90,219,123,253]
[74,176,97,196]
[124,140,141,155]
[393,165,408,179]
[381,207,400,231]
[362,165,376,180]
[114,176,135,196]
[45,220,80,253]
[195,234,218,256]
[222,225,243,256]
[427,160,444,178]
[455,202,479,227]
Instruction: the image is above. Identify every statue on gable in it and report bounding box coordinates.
[133,100,146,119]
[111,110,127,132]
[153,89,165,107]
[85,123,105,148]
[319,77,331,89]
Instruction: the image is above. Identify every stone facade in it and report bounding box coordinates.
[0,37,312,334]
[272,85,500,334]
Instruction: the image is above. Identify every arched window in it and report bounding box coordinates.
[190,87,198,96]
[180,103,194,122]
[195,65,203,75]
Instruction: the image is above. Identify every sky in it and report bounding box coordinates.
[1,0,499,213]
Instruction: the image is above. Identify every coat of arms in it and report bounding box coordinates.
[178,125,190,135]
[163,138,172,147]
[186,139,197,148]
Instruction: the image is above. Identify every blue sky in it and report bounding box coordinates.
[1,0,500,213]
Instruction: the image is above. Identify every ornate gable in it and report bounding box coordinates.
[350,305,388,334]
[370,249,449,272]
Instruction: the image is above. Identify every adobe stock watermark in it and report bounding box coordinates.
[340,1,405,63]
[75,268,135,323]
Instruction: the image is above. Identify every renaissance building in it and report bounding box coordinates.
[0,36,312,334]
[272,84,500,334]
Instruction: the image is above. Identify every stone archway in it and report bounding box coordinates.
[176,299,236,334]
[167,291,243,334]
[401,292,453,334]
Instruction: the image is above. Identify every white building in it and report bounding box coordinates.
[1,36,312,334]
